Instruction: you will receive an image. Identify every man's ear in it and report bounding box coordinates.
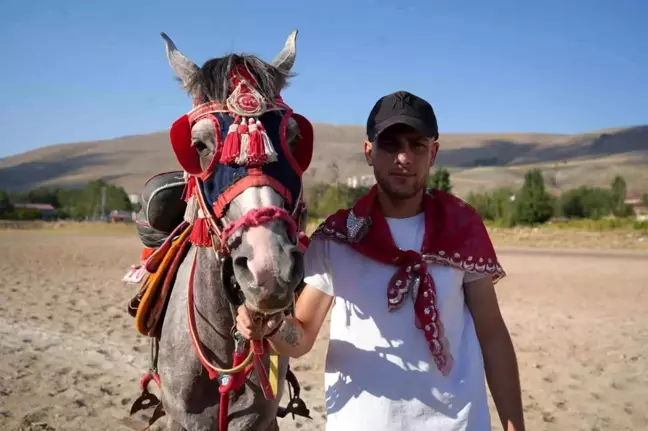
[429,141,440,168]
[364,140,373,166]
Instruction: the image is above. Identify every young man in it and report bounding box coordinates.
[237,91,525,430]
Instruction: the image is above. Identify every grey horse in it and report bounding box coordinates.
[142,30,313,431]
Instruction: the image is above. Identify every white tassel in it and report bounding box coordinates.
[235,117,249,165]
[184,194,199,224]
[236,134,250,164]
[261,126,278,162]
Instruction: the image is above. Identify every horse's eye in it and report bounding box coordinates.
[194,140,209,154]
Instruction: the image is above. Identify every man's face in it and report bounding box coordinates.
[365,124,439,200]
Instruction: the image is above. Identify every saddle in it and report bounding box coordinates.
[129,223,192,337]
[125,171,191,338]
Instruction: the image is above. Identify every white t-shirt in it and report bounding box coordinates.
[303,213,491,431]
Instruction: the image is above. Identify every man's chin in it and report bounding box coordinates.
[382,186,422,200]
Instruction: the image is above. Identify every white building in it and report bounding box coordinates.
[346,175,376,189]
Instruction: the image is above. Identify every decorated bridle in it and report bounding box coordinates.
[169,63,312,257]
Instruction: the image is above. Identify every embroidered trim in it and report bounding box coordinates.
[422,252,506,282]
[187,100,287,122]
[226,79,267,117]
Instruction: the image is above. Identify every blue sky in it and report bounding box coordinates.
[1,0,646,158]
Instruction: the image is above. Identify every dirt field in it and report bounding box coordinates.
[1,227,647,430]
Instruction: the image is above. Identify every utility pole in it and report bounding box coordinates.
[100,186,107,221]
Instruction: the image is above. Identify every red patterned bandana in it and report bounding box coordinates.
[310,185,506,376]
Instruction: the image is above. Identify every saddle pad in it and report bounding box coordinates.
[135,224,193,337]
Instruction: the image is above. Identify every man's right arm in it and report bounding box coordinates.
[268,284,333,358]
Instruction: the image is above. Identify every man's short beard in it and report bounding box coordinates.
[374,169,427,200]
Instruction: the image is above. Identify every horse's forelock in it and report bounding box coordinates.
[185,54,296,104]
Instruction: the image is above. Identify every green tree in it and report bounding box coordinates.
[26,187,61,207]
[610,175,633,217]
[642,192,648,207]
[428,167,452,193]
[513,169,554,225]
[0,189,13,214]
[466,191,493,220]
[52,180,132,219]
[610,175,627,206]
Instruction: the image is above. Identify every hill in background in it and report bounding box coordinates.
[1,123,647,199]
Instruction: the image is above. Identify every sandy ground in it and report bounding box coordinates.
[1,227,647,431]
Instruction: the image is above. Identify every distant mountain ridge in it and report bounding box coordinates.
[1,123,647,199]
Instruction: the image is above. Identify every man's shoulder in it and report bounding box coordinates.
[309,208,351,240]
[305,208,367,265]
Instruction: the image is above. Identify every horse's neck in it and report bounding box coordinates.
[188,245,235,337]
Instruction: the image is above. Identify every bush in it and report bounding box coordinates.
[559,186,613,220]
[1,208,43,220]
[428,167,452,193]
[466,187,516,227]
[306,184,370,219]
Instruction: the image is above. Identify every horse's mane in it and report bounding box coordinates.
[185,54,296,103]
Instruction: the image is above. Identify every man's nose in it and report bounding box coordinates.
[396,148,414,165]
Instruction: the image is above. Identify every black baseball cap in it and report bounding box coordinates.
[366,90,439,142]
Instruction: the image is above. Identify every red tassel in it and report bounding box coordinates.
[181,176,196,202]
[247,119,266,165]
[189,218,212,246]
[219,119,242,164]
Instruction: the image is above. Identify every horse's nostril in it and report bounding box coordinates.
[232,256,253,283]
[233,256,248,271]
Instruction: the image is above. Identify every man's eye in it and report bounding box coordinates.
[379,141,398,151]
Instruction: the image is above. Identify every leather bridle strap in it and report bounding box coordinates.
[186,247,277,430]
[186,248,254,378]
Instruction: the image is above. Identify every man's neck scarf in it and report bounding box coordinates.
[310,185,505,376]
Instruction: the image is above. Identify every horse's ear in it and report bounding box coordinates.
[291,113,313,173]
[271,30,298,73]
[161,32,200,92]
[170,115,202,175]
